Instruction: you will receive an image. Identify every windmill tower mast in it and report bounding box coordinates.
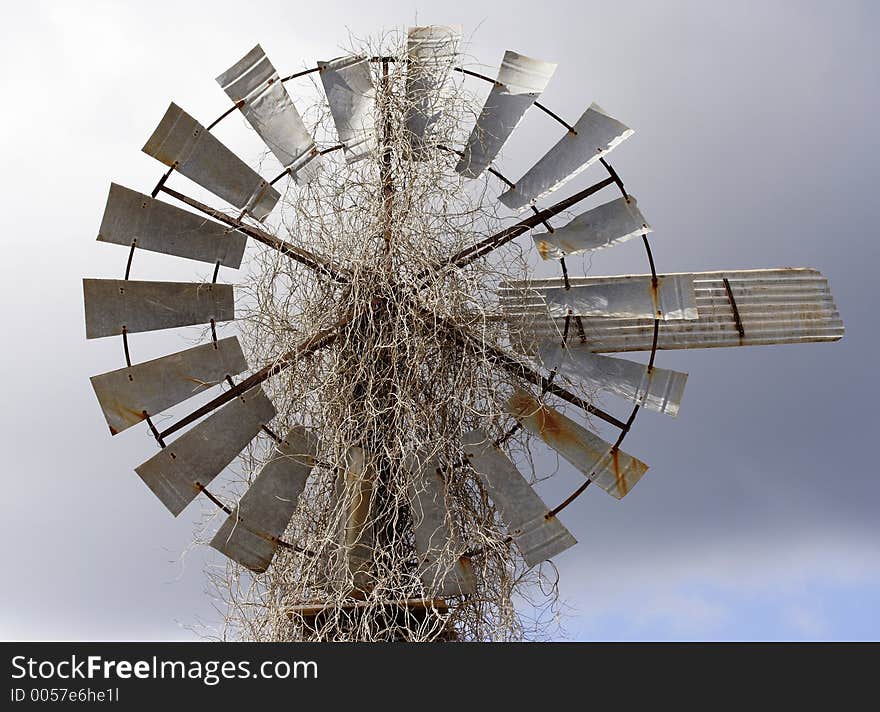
[310,49,457,638]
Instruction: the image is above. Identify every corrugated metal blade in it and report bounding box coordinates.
[405,25,462,159]
[500,274,698,320]
[539,342,687,416]
[408,457,476,596]
[135,387,276,516]
[319,56,376,163]
[142,103,280,220]
[456,51,557,178]
[506,268,845,352]
[90,336,248,435]
[499,103,632,211]
[97,184,247,268]
[508,390,648,499]
[210,426,317,572]
[462,429,576,568]
[532,195,650,260]
[216,45,321,184]
[83,279,234,339]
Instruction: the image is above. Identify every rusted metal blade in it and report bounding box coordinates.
[408,456,476,596]
[210,426,317,572]
[83,279,234,339]
[500,274,698,320]
[319,56,376,163]
[216,45,322,184]
[90,336,248,435]
[508,390,648,500]
[135,387,276,516]
[499,103,632,211]
[508,268,845,352]
[539,342,687,417]
[142,103,280,220]
[405,25,461,159]
[462,429,576,568]
[457,50,557,178]
[532,195,651,260]
[98,184,247,268]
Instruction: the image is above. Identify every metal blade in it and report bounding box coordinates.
[408,457,475,596]
[319,56,376,163]
[98,184,247,268]
[405,25,462,159]
[216,45,321,184]
[532,195,650,260]
[90,336,248,435]
[539,342,687,416]
[457,51,557,178]
[135,387,276,516]
[500,274,698,320]
[507,268,845,352]
[499,103,632,211]
[210,426,317,573]
[462,429,576,568]
[508,390,648,499]
[142,103,280,220]
[83,279,234,339]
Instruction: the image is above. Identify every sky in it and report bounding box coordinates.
[0,0,877,641]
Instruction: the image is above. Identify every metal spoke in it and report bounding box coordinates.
[157,305,376,440]
[159,185,349,282]
[422,175,615,279]
[419,308,627,430]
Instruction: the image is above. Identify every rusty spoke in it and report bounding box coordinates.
[158,304,381,440]
[420,175,616,280]
[159,185,349,282]
[418,308,627,430]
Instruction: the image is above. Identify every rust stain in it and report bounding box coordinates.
[650,276,661,318]
[537,240,551,260]
[111,403,148,427]
[611,448,629,498]
[509,390,585,451]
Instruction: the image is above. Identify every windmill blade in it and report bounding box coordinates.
[539,341,687,417]
[405,25,462,159]
[135,387,276,516]
[457,51,557,178]
[142,103,280,221]
[509,268,844,352]
[462,429,576,568]
[499,274,698,320]
[499,103,632,211]
[407,457,476,597]
[216,44,322,184]
[211,426,317,573]
[90,336,248,435]
[319,56,376,163]
[532,195,650,260]
[98,184,247,268]
[83,279,234,339]
[508,390,648,499]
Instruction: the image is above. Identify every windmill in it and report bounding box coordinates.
[83,26,844,641]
